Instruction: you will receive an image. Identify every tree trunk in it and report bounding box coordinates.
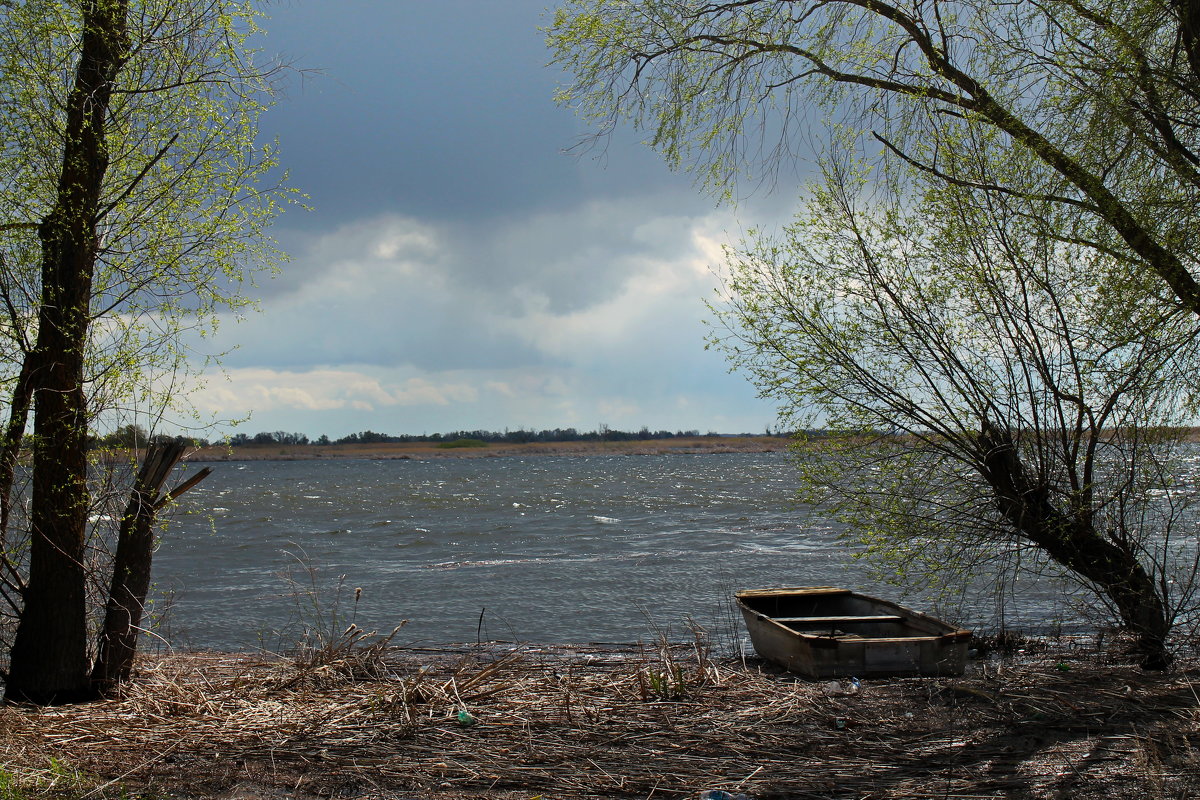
[0,354,35,538]
[5,363,93,704]
[91,443,209,694]
[3,0,130,706]
[0,354,34,612]
[979,426,1173,670]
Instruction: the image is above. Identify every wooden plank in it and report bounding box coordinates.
[737,586,847,598]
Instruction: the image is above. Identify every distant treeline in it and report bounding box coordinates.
[84,424,878,450]
[89,424,800,451]
[226,426,774,447]
[88,424,1200,453]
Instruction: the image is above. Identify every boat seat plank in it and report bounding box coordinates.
[772,614,904,624]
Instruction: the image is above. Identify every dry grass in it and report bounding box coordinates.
[1,636,1198,800]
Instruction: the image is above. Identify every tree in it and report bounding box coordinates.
[92,441,211,694]
[711,152,1200,668]
[547,0,1200,319]
[0,0,290,704]
[103,424,150,450]
[548,0,1200,667]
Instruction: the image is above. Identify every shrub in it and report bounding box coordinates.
[436,438,488,449]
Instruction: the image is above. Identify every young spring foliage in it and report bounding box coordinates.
[711,151,1200,667]
[0,0,295,704]
[548,0,1200,317]
[0,0,292,427]
[550,0,1200,668]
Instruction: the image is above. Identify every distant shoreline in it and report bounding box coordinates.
[184,434,791,462]
[162,425,1200,463]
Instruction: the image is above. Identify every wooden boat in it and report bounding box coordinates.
[736,586,971,678]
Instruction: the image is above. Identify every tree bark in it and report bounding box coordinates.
[91,442,209,695]
[4,0,130,705]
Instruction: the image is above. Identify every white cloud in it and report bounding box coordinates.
[192,368,481,417]
[188,196,778,436]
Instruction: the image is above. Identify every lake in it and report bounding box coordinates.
[153,451,1082,651]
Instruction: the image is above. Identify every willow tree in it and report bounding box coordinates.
[548,0,1200,319]
[0,0,290,704]
[549,0,1200,668]
[710,143,1200,668]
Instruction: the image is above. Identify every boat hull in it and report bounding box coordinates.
[736,587,971,678]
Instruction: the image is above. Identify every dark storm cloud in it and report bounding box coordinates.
[187,1,783,436]
[261,0,692,228]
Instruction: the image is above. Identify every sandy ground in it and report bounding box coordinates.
[1,634,1197,800]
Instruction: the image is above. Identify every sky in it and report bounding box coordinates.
[186,0,794,440]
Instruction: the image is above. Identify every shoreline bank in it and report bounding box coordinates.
[2,636,1197,799]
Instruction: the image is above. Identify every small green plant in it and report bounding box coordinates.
[639,661,690,700]
[634,619,717,700]
[0,766,21,800]
[0,757,108,800]
[436,438,488,449]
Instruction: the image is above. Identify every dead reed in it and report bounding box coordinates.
[0,635,1197,799]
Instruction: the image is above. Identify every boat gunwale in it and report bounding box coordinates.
[734,587,972,641]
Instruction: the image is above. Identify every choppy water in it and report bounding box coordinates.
[153,452,1082,651]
